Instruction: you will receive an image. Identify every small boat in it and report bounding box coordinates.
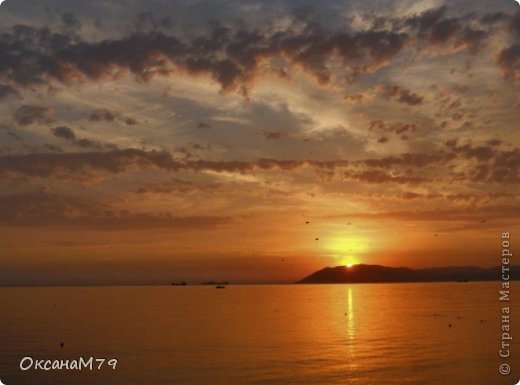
[215,285,226,289]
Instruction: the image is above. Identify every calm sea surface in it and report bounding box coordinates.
[0,283,518,385]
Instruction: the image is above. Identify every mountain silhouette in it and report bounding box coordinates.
[297,264,520,284]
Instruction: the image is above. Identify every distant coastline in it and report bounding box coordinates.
[1,264,520,287]
[297,264,520,284]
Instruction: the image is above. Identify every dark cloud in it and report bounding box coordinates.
[453,28,487,54]
[354,143,519,185]
[433,90,469,124]
[360,152,455,168]
[483,148,519,184]
[0,149,351,182]
[89,109,116,122]
[369,120,419,135]
[158,17,173,30]
[401,191,423,200]
[445,141,519,183]
[0,141,515,186]
[62,12,82,34]
[6,132,23,142]
[89,109,138,126]
[448,142,496,161]
[132,178,221,195]
[134,11,155,32]
[404,6,448,36]
[51,126,75,140]
[74,138,113,150]
[263,131,286,140]
[0,6,498,95]
[378,85,424,106]
[435,94,463,112]
[0,150,254,180]
[133,11,173,32]
[197,122,211,129]
[403,6,488,54]
[344,170,428,185]
[124,117,138,126]
[0,25,74,85]
[443,192,517,202]
[486,139,502,147]
[51,126,115,150]
[509,11,520,37]
[14,105,54,126]
[336,204,519,222]
[0,84,19,100]
[480,12,508,25]
[44,144,62,153]
[0,190,231,229]
[343,93,367,104]
[279,28,409,85]
[496,45,520,82]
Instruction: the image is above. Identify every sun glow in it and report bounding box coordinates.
[328,236,369,254]
[327,235,369,267]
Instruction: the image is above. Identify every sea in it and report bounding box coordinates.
[0,282,518,385]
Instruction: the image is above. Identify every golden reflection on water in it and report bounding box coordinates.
[347,287,354,340]
[0,283,518,385]
[346,286,357,369]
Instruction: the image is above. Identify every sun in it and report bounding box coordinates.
[326,235,367,268]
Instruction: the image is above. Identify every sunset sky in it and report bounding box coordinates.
[0,0,518,284]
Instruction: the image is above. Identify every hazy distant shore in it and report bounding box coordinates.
[297,264,520,284]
